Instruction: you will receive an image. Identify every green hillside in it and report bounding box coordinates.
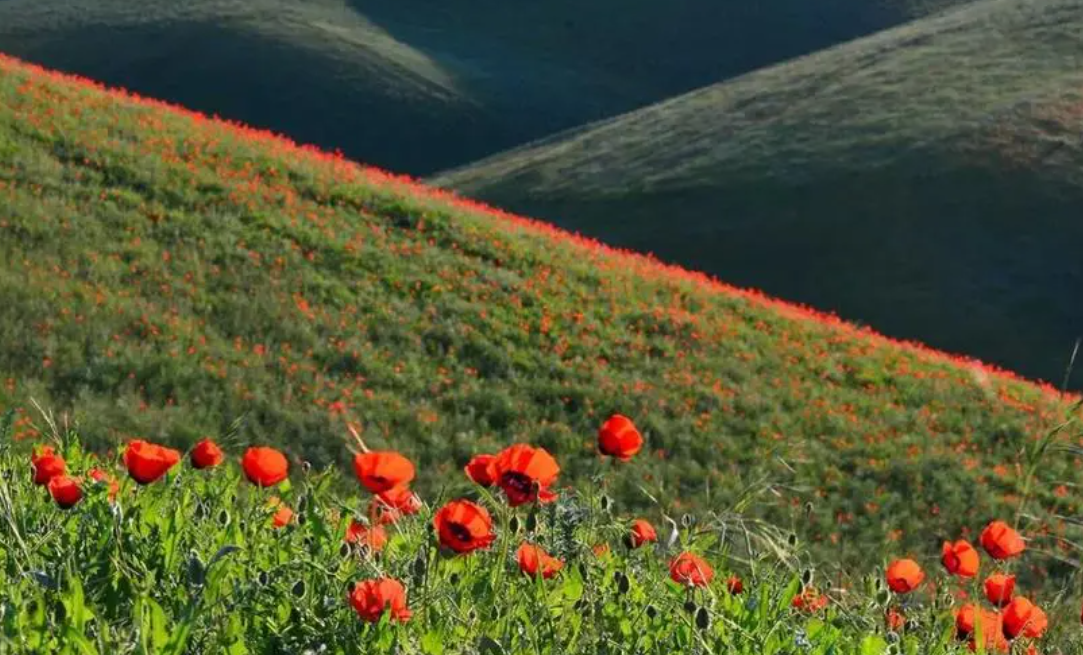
[0,53,1080,576]
[0,0,974,175]
[434,0,1083,385]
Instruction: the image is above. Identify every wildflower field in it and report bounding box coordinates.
[1,53,1083,651]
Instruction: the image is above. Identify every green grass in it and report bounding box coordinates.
[2,417,1082,653]
[0,0,973,175]
[0,52,1081,583]
[433,0,1083,385]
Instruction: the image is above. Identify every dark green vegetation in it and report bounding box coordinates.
[435,0,1083,385]
[1,55,1082,578]
[0,0,973,174]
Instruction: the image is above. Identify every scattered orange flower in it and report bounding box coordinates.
[598,414,644,461]
[349,578,412,623]
[353,451,415,494]
[886,607,905,631]
[984,573,1015,607]
[980,520,1025,560]
[627,519,657,548]
[517,543,564,579]
[48,475,82,509]
[123,440,181,485]
[942,540,980,577]
[345,520,388,552]
[190,438,224,469]
[727,575,744,595]
[669,552,714,588]
[31,445,66,486]
[88,467,119,501]
[464,454,497,486]
[491,443,560,507]
[792,588,829,612]
[370,485,422,523]
[433,500,495,554]
[241,446,289,487]
[885,559,924,594]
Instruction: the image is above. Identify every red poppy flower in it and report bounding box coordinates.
[31,446,66,486]
[598,414,643,461]
[349,578,411,623]
[88,468,119,501]
[980,521,1025,560]
[727,575,744,595]
[241,447,289,487]
[983,573,1015,607]
[669,552,714,588]
[886,607,905,632]
[959,607,1009,653]
[270,500,293,528]
[942,540,980,578]
[190,439,224,469]
[123,440,181,485]
[592,543,611,558]
[792,588,829,612]
[517,543,564,579]
[370,485,422,524]
[885,559,924,594]
[1002,597,1047,640]
[628,519,657,548]
[345,520,388,552]
[491,444,560,507]
[353,451,415,494]
[464,454,497,486]
[48,475,82,509]
[433,500,495,554]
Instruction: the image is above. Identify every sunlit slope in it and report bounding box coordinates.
[0,54,1078,571]
[435,0,1083,384]
[0,0,974,174]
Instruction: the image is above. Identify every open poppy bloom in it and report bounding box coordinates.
[885,559,924,594]
[669,552,714,587]
[434,500,495,553]
[190,438,224,469]
[491,444,560,507]
[517,543,564,579]
[727,575,744,595]
[627,519,658,548]
[241,446,289,487]
[1002,597,1048,640]
[464,454,497,486]
[349,578,412,623]
[31,446,66,486]
[123,440,181,485]
[345,520,388,552]
[980,521,1025,560]
[48,475,82,509]
[370,485,422,524]
[984,573,1015,607]
[792,588,829,612]
[353,451,415,494]
[942,540,980,578]
[88,468,119,501]
[598,414,644,461]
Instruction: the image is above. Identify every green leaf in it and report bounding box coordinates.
[421,631,445,655]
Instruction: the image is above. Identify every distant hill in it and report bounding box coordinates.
[0,53,1079,572]
[434,0,1083,384]
[0,0,974,174]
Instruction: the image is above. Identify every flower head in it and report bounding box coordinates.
[1002,597,1047,640]
[31,446,66,486]
[349,578,412,623]
[48,475,82,509]
[353,451,415,494]
[464,454,497,486]
[345,520,388,553]
[241,447,289,487]
[669,552,714,588]
[491,444,560,507]
[123,440,181,485]
[517,543,564,579]
[980,521,1025,560]
[628,519,657,548]
[942,540,980,578]
[598,414,644,461]
[885,559,924,594]
[190,439,224,469]
[983,573,1015,607]
[433,500,495,554]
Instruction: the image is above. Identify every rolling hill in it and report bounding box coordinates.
[0,53,1080,575]
[0,0,975,175]
[434,0,1083,385]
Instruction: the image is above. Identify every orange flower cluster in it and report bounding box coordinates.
[885,519,1047,652]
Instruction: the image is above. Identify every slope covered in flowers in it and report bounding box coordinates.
[0,53,1080,575]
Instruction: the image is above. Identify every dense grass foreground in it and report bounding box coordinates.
[3,416,1083,654]
[0,53,1081,574]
